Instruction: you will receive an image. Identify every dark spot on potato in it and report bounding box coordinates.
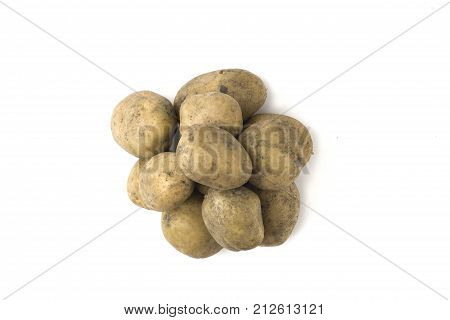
[219,85,228,94]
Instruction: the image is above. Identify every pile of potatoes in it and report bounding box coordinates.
[111,69,313,258]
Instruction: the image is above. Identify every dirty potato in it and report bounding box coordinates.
[162,192,222,258]
[127,159,148,209]
[174,69,267,120]
[180,92,243,136]
[251,183,300,246]
[239,113,313,190]
[111,91,177,159]
[202,187,264,251]
[139,152,194,211]
[176,125,252,190]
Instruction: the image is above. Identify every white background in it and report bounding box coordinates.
[0,0,449,318]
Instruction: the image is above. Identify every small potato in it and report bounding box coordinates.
[176,125,252,190]
[127,159,148,209]
[202,187,264,251]
[180,92,243,136]
[174,69,267,120]
[139,152,194,211]
[196,183,211,195]
[111,91,177,159]
[162,192,222,258]
[251,183,300,246]
[239,114,313,190]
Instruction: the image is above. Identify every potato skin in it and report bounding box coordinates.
[162,192,222,258]
[251,183,300,246]
[111,91,177,159]
[176,125,252,190]
[174,69,267,120]
[202,187,264,251]
[239,113,313,190]
[180,92,243,136]
[139,152,194,211]
[127,159,148,209]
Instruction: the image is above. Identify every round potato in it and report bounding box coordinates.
[202,187,264,251]
[239,114,313,190]
[251,183,300,246]
[174,69,267,120]
[180,92,243,136]
[176,125,252,190]
[162,192,222,258]
[111,91,177,159]
[139,152,194,211]
[127,159,148,209]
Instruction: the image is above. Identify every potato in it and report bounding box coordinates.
[239,113,313,190]
[180,92,243,136]
[250,183,300,246]
[176,125,252,190]
[111,91,177,159]
[127,159,148,209]
[139,152,194,211]
[202,187,263,251]
[196,183,211,195]
[162,192,222,258]
[174,69,267,120]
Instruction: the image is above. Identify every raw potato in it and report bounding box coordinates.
[111,91,177,159]
[139,152,194,211]
[127,159,148,209]
[202,187,264,251]
[196,184,211,195]
[162,192,222,258]
[176,125,252,190]
[239,113,313,190]
[251,183,300,246]
[174,69,267,120]
[180,92,243,136]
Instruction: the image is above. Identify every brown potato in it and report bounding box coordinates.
[180,92,243,136]
[239,113,313,190]
[162,192,222,258]
[111,91,177,159]
[176,125,252,190]
[139,152,194,211]
[202,187,263,251]
[174,69,266,120]
[127,159,148,209]
[251,183,300,246]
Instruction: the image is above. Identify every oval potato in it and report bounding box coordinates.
[239,113,313,190]
[251,183,300,246]
[162,192,222,258]
[111,91,177,159]
[180,92,243,136]
[202,187,264,251]
[174,69,267,120]
[176,125,252,190]
[127,159,148,209]
[139,152,194,211]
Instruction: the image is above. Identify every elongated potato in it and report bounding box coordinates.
[174,69,266,120]
[180,92,243,136]
[176,125,252,190]
[127,159,148,209]
[162,192,222,258]
[139,152,194,211]
[239,114,313,190]
[251,183,300,246]
[202,187,263,251]
[111,91,177,159]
